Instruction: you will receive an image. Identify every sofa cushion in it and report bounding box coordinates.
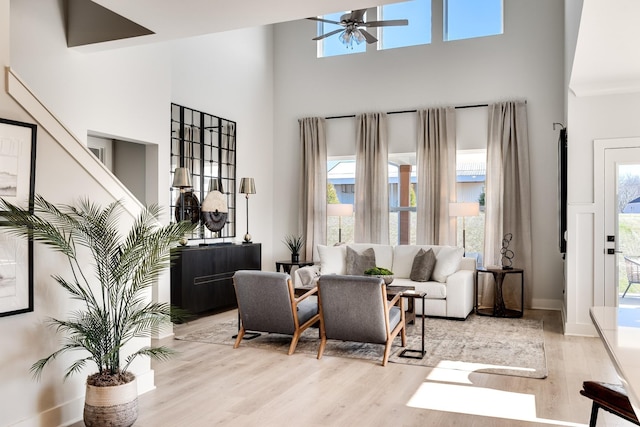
[392,245,433,278]
[348,243,394,272]
[318,245,347,274]
[392,278,447,299]
[346,246,376,275]
[432,246,464,282]
[410,248,436,282]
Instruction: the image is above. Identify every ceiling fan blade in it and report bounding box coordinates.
[349,9,367,22]
[362,19,409,28]
[312,28,345,41]
[359,28,378,44]
[306,17,343,25]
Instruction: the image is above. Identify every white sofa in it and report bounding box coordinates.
[294,243,476,320]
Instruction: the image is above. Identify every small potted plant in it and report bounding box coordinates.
[365,266,395,285]
[283,234,305,263]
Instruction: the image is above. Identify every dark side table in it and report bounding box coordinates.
[475,267,524,318]
[275,260,315,274]
[397,290,427,359]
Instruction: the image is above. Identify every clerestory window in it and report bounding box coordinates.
[444,0,503,42]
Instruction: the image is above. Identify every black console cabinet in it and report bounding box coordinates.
[171,243,261,315]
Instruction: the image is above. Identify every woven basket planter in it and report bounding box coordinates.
[84,377,138,427]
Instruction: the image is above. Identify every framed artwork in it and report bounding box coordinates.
[0,118,36,317]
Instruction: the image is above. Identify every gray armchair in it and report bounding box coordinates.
[233,270,320,355]
[317,275,406,366]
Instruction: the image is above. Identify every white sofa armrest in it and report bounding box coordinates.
[293,265,321,287]
[444,269,475,319]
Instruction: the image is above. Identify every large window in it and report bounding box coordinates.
[389,154,417,245]
[327,156,417,246]
[317,0,500,57]
[444,0,503,41]
[379,0,431,50]
[454,149,486,266]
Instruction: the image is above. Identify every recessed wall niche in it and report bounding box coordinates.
[170,103,236,241]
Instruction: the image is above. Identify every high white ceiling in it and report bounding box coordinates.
[87,0,400,50]
[571,0,640,96]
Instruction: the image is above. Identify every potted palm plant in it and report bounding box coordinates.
[283,234,305,263]
[0,196,195,427]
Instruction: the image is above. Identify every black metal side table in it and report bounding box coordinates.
[475,267,524,318]
[398,290,427,359]
[275,260,315,274]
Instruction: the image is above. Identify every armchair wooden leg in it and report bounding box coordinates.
[382,341,393,366]
[317,337,327,360]
[289,331,301,355]
[233,327,246,348]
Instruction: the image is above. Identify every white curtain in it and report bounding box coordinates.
[482,100,533,310]
[355,113,389,244]
[299,117,327,260]
[416,107,457,245]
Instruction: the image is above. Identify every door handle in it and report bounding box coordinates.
[606,248,623,255]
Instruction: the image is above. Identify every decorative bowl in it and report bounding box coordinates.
[374,274,394,285]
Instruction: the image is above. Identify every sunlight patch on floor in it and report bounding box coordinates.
[405,364,586,427]
[430,359,535,375]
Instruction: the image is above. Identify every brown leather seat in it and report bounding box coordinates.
[580,381,639,426]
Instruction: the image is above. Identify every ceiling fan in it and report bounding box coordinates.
[308,9,408,47]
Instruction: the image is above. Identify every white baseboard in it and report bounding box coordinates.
[9,371,156,427]
[10,396,83,427]
[563,321,597,337]
[530,298,563,311]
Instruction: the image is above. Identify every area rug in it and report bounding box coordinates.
[174,314,547,379]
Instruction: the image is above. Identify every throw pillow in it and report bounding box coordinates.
[346,246,376,275]
[410,248,436,282]
[317,245,347,275]
[431,246,464,282]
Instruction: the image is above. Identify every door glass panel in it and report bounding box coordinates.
[618,163,640,308]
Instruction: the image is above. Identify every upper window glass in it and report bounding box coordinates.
[317,11,366,58]
[379,0,431,50]
[444,0,503,42]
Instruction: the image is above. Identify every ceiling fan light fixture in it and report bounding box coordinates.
[353,29,366,44]
[310,9,407,48]
[339,30,353,48]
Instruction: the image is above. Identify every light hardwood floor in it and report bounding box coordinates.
[127,309,635,426]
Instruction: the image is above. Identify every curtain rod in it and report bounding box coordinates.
[324,102,492,120]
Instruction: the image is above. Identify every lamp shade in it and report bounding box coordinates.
[449,202,480,217]
[239,177,256,195]
[327,203,354,217]
[172,167,192,188]
[209,178,223,193]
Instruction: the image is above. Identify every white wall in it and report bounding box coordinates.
[564,91,640,335]
[272,0,566,309]
[2,1,275,425]
[563,0,640,335]
[169,27,275,265]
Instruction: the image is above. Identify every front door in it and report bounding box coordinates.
[603,146,640,307]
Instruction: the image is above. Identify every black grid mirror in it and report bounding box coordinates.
[170,103,236,241]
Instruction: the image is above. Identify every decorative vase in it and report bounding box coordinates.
[84,377,138,427]
[291,253,300,263]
